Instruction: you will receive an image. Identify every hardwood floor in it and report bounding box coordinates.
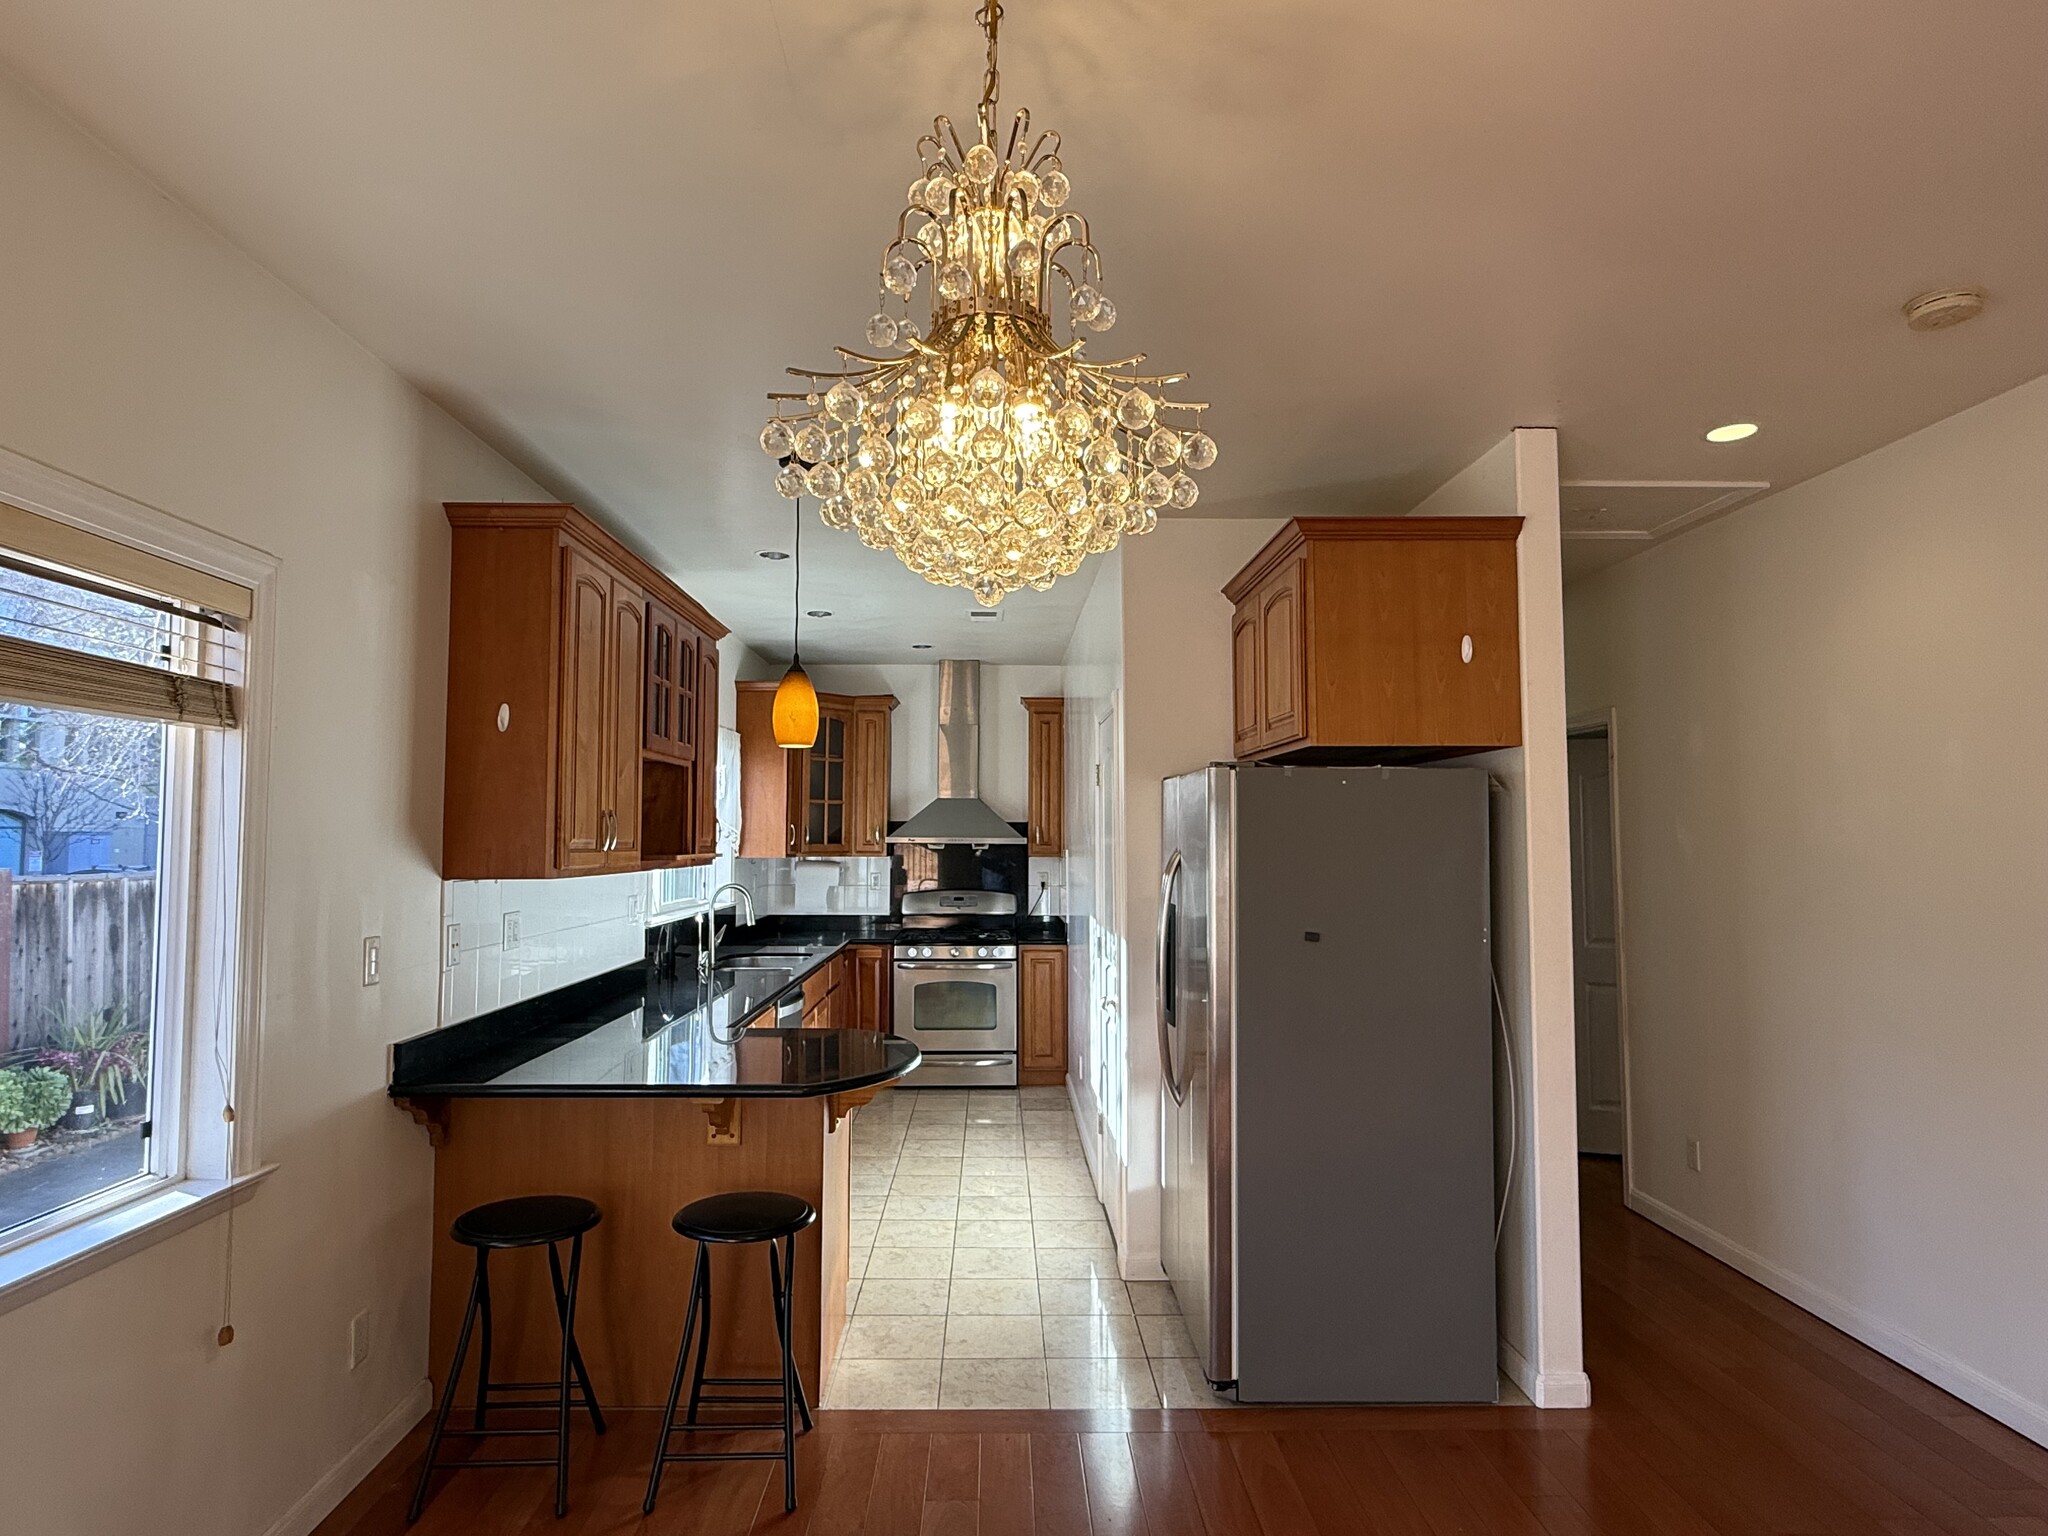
[317,1159,2048,1534]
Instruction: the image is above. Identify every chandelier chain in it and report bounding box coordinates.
[976,1,1003,139]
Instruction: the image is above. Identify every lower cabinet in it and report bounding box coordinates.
[852,945,892,1033]
[1020,946,1068,1086]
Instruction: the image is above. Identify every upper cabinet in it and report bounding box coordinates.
[442,502,726,879]
[1023,697,1065,855]
[735,683,896,858]
[1224,517,1522,761]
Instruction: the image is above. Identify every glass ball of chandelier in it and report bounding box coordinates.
[763,89,1216,605]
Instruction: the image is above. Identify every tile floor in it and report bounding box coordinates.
[825,1084,1240,1410]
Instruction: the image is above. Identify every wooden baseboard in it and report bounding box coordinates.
[1018,1068,1067,1086]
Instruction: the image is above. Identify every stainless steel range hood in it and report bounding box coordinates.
[887,660,1027,845]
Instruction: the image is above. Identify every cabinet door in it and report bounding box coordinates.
[1231,606,1262,756]
[643,600,691,763]
[851,701,892,855]
[1020,946,1067,1079]
[693,638,720,857]
[1258,559,1307,748]
[605,576,645,864]
[555,545,613,871]
[1414,536,1521,747]
[853,946,892,1033]
[799,705,852,855]
[1025,700,1065,855]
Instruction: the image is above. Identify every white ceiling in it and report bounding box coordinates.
[1,1,2043,660]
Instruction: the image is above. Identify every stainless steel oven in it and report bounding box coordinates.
[892,942,1018,1087]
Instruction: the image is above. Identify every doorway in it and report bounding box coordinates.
[1567,719,1627,1161]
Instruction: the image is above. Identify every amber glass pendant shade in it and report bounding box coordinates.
[773,659,818,748]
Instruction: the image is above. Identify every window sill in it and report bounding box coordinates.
[0,1165,275,1318]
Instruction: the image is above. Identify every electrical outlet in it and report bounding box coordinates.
[629,891,643,918]
[1686,1137,1704,1173]
[362,936,381,987]
[502,910,521,950]
[348,1308,372,1371]
[444,922,461,970]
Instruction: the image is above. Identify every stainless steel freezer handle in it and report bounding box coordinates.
[1157,850,1185,1105]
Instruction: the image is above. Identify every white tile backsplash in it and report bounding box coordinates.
[735,857,891,916]
[441,870,649,1027]
[1027,856,1068,918]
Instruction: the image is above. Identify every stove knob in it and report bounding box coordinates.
[977,946,991,958]
[949,946,962,958]
[919,946,933,959]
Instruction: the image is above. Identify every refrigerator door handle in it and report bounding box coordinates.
[1157,850,1186,1105]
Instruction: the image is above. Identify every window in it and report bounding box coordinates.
[0,481,264,1276]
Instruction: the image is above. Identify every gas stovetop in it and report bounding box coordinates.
[893,920,1023,943]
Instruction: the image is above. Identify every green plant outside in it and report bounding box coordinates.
[0,1066,74,1135]
[38,1006,149,1110]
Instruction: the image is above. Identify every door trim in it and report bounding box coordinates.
[1567,707,1634,1194]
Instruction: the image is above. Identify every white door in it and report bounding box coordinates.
[1568,733,1626,1156]
[1090,699,1126,1234]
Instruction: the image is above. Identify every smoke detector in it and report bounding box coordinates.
[1902,287,1986,331]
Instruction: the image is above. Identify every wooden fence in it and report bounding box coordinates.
[1,871,157,1054]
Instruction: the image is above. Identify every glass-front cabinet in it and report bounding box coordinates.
[799,703,851,854]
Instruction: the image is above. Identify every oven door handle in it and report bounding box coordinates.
[894,962,1012,973]
[920,1056,1015,1068]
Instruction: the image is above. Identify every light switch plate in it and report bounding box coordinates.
[1686,1137,1704,1173]
[362,936,381,987]
[502,911,521,950]
[348,1308,372,1371]
[444,922,461,970]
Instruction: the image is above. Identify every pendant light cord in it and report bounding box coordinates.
[791,496,802,664]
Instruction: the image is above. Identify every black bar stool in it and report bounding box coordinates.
[644,1190,818,1515]
[409,1195,606,1523]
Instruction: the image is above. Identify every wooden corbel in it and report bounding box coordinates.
[827,1085,885,1132]
[394,1096,449,1148]
[702,1098,742,1145]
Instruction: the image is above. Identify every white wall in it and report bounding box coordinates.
[1413,429,1588,1408]
[1115,520,1285,1276]
[1565,375,2048,1444]
[0,68,555,1536]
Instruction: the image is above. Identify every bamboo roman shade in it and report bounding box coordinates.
[0,500,244,729]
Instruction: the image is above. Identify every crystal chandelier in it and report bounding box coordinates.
[759,0,1217,606]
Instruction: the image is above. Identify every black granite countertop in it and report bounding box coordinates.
[388,939,920,1098]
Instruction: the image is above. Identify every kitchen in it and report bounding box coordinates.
[380,461,1577,1475]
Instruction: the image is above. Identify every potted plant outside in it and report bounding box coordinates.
[0,1066,73,1152]
[38,1008,149,1127]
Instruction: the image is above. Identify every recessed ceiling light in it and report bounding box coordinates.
[807,609,832,618]
[757,549,789,560]
[1704,422,1759,443]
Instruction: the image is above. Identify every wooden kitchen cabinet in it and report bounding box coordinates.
[852,945,892,1034]
[736,683,896,858]
[1224,517,1522,760]
[442,502,726,879]
[1020,945,1068,1085]
[802,949,855,1029]
[1023,696,1065,855]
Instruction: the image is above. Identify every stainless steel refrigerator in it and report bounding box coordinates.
[1159,763,1498,1402]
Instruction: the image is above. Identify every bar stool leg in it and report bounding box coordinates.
[409,1249,486,1524]
[550,1235,587,1518]
[644,1242,709,1516]
[778,1232,814,1432]
[769,1239,797,1511]
[684,1249,713,1425]
[473,1258,493,1431]
[546,1239,607,1433]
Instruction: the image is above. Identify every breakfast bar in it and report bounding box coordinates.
[390,943,920,1410]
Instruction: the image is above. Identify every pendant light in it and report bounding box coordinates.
[772,484,819,749]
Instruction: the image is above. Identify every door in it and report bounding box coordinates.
[892,961,1018,1054]
[1160,766,1226,1383]
[1088,700,1125,1222]
[799,704,851,854]
[1230,607,1261,755]
[1569,732,1625,1156]
[851,701,891,855]
[556,545,613,871]
[693,640,720,856]
[605,577,645,864]
[1258,561,1305,748]
[1020,946,1067,1076]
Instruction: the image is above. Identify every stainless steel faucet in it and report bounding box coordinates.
[697,883,756,980]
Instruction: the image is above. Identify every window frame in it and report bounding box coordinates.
[0,444,277,1310]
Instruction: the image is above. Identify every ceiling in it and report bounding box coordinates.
[1,0,2042,661]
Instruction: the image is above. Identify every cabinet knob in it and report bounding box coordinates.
[496,703,511,732]
[1460,634,1474,664]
